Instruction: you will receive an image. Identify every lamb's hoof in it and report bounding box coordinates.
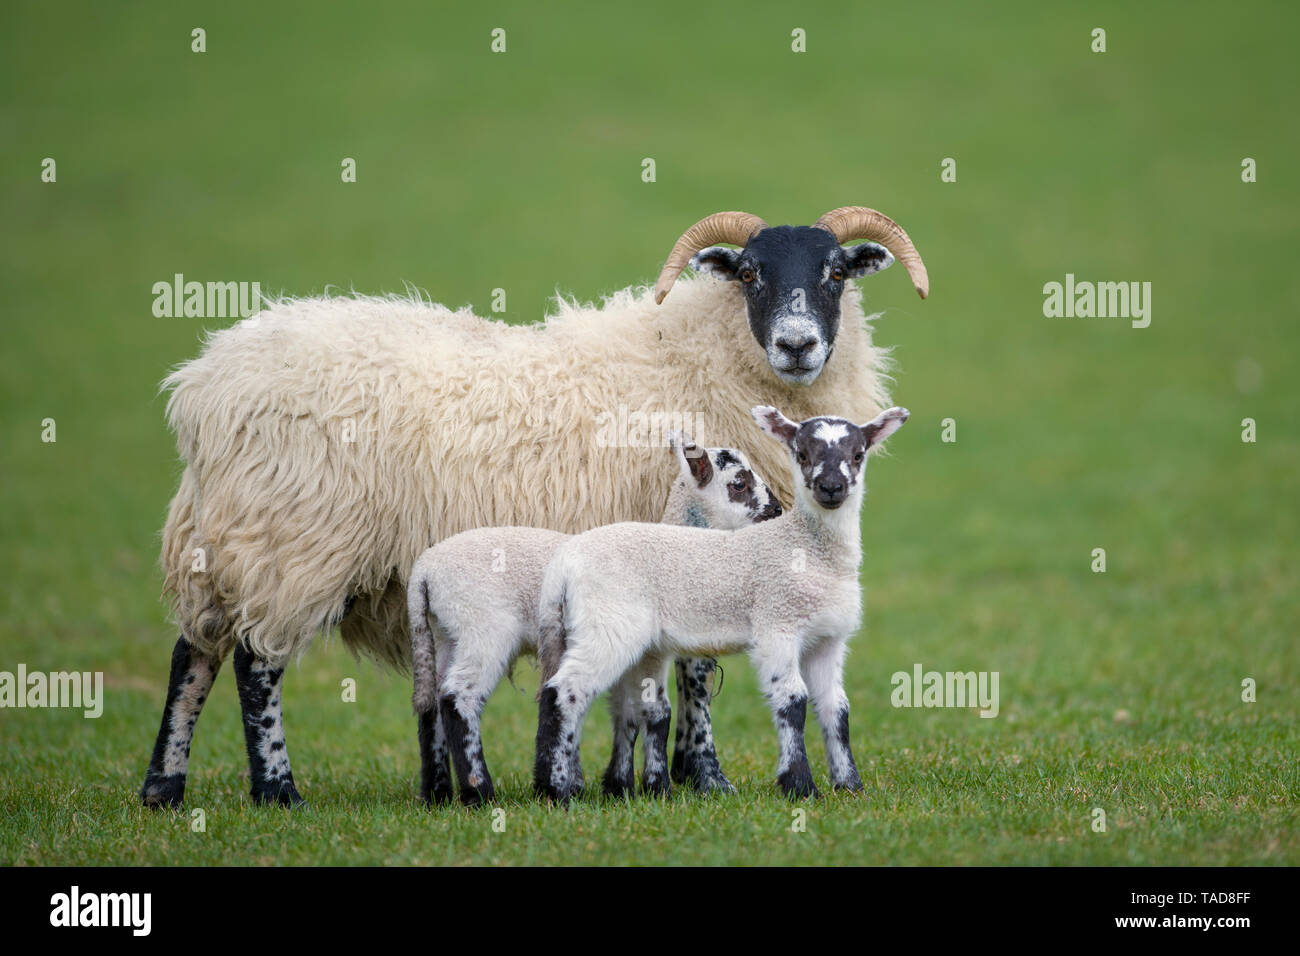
[534,783,575,807]
[459,780,496,808]
[641,774,672,799]
[140,774,185,810]
[251,780,305,808]
[832,776,865,794]
[602,771,635,799]
[777,766,819,800]
[691,768,737,795]
[420,783,455,807]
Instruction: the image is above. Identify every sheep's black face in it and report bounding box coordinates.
[691,226,894,387]
[753,405,911,512]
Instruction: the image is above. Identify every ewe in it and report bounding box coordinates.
[408,434,780,805]
[534,405,910,803]
[141,206,927,808]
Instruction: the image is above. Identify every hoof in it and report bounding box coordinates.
[534,783,575,807]
[832,777,865,794]
[140,774,186,810]
[602,766,635,799]
[777,766,819,800]
[251,780,305,808]
[691,768,737,795]
[459,781,496,808]
[420,783,455,807]
[641,774,672,799]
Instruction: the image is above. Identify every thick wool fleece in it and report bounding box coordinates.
[160,277,892,666]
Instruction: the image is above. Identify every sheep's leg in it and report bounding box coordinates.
[803,636,863,792]
[416,706,454,806]
[602,676,639,798]
[637,655,673,798]
[536,663,629,805]
[752,637,819,800]
[670,657,735,794]
[140,635,221,809]
[232,642,304,807]
[439,639,514,806]
[440,694,496,807]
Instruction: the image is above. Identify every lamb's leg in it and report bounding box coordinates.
[637,655,673,798]
[602,676,639,798]
[440,693,496,806]
[416,706,454,806]
[671,658,689,783]
[803,636,863,792]
[535,669,623,805]
[670,657,735,794]
[232,642,304,807]
[141,635,221,809]
[752,637,819,799]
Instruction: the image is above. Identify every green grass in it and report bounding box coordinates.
[1,0,1297,865]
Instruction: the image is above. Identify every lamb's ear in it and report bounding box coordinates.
[861,406,910,449]
[842,242,895,278]
[690,246,743,280]
[752,405,799,444]
[669,429,712,486]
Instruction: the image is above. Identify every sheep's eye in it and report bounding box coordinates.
[831,267,845,281]
[854,451,864,463]
[729,478,746,492]
[739,268,756,283]
[797,451,808,464]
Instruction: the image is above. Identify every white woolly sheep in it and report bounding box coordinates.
[408,434,780,805]
[140,206,928,808]
[533,404,910,803]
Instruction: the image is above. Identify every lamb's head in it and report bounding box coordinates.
[751,405,909,511]
[654,207,929,386]
[667,430,782,528]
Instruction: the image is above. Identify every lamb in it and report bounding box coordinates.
[533,404,910,803]
[139,205,928,809]
[408,434,780,805]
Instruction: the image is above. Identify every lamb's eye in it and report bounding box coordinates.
[739,268,756,284]
[729,478,746,492]
[831,267,845,281]
[854,451,864,463]
[797,451,808,464]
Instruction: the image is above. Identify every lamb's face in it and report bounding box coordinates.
[752,405,910,511]
[702,446,782,527]
[670,432,781,527]
[691,226,894,387]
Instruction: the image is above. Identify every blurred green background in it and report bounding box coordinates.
[1,0,1296,865]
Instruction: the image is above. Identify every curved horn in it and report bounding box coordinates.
[654,211,768,304]
[814,206,929,299]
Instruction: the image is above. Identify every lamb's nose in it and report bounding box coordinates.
[817,479,844,497]
[776,334,817,358]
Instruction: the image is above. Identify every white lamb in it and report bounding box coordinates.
[533,404,910,802]
[408,433,780,805]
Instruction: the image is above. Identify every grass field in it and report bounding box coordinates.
[1,1,1297,866]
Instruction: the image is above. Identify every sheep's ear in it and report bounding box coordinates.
[690,246,743,280]
[861,406,910,449]
[843,242,895,278]
[752,405,799,444]
[669,429,712,486]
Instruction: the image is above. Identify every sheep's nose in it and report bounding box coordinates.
[817,479,844,498]
[776,334,817,358]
